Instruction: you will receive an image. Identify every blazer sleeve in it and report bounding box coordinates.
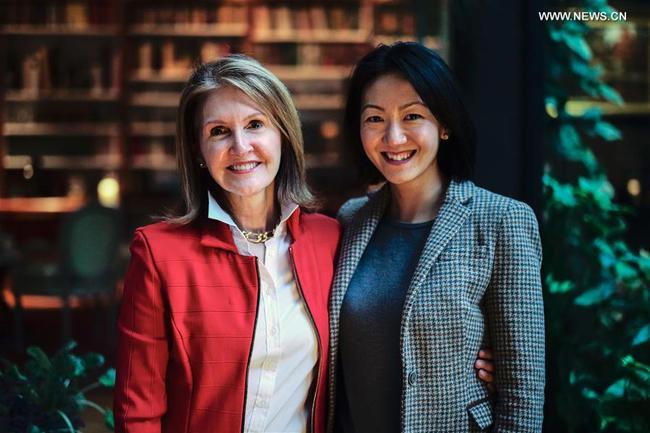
[484,201,545,433]
[114,230,169,433]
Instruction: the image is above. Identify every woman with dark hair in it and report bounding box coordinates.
[327,42,545,433]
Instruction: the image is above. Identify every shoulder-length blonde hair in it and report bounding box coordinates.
[166,54,315,225]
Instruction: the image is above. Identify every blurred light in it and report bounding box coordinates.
[545,102,559,119]
[320,120,340,139]
[627,178,641,197]
[98,174,120,208]
[23,163,34,179]
[68,176,86,198]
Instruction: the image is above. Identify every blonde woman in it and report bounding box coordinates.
[114,55,339,433]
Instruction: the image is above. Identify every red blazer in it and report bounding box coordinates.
[114,209,340,433]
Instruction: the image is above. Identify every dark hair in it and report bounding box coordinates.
[344,42,476,184]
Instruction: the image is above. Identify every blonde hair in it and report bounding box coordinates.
[166,54,315,225]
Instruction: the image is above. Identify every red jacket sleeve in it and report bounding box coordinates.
[114,229,169,433]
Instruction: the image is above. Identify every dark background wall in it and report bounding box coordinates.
[449,0,545,214]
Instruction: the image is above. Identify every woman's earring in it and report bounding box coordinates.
[441,131,450,140]
[199,161,206,168]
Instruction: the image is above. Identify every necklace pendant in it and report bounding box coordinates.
[242,229,274,244]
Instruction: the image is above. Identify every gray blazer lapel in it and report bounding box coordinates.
[400,180,475,327]
[327,184,391,432]
[330,185,390,315]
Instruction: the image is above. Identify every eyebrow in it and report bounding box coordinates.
[361,101,426,111]
[203,111,266,127]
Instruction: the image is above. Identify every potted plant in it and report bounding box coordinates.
[0,341,115,433]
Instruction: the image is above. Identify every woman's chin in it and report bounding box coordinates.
[222,184,274,201]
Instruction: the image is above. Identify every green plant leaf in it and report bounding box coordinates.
[632,324,650,346]
[26,346,52,372]
[581,387,599,400]
[574,282,615,306]
[4,363,28,382]
[82,353,105,370]
[57,340,78,355]
[594,121,621,141]
[580,106,603,120]
[615,261,637,282]
[577,177,614,206]
[55,354,85,379]
[545,274,575,294]
[99,368,116,387]
[603,378,626,398]
[105,409,115,430]
[562,33,592,61]
[56,409,76,433]
[559,124,582,156]
[570,57,599,81]
[599,83,624,105]
[545,175,577,207]
[549,26,563,42]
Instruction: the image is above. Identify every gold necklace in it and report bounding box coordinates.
[241,229,275,243]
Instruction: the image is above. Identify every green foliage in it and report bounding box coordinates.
[543,1,650,432]
[0,342,115,433]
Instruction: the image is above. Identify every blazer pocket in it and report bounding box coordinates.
[467,398,493,431]
[437,244,488,263]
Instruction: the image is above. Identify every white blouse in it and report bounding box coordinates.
[208,192,318,433]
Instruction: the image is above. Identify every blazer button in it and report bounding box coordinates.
[407,371,418,386]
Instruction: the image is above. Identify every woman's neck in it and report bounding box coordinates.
[225,188,278,232]
[389,167,447,223]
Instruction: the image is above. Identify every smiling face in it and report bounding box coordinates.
[198,86,282,204]
[360,73,445,189]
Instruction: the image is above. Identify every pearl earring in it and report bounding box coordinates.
[441,131,450,140]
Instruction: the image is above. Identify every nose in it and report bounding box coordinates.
[230,129,253,156]
[384,121,407,146]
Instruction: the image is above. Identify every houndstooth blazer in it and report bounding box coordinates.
[326,180,545,433]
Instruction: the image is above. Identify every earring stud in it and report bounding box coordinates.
[441,131,449,140]
[199,161,206,168]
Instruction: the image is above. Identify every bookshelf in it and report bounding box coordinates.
[0,0,448,220]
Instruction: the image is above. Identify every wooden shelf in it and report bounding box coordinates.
[128,24,247,37]
[5,89,119,102]
[131,66,352,84]
[305,152,340,169]
[0,196,86,214]
[253,29,370,44]
[131,156,177,171]
[43,155,122,170]
[293,94,345,110]
[3,123,120,137]
[0,0,445,211]
[130,71,188,83]
[4,155,121,170]
[130,92,179,108]
[129,122,176,137]
[269,65,352,81]
[127,93,344,111]
[3,155,32,170]
[1,25,118,37]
